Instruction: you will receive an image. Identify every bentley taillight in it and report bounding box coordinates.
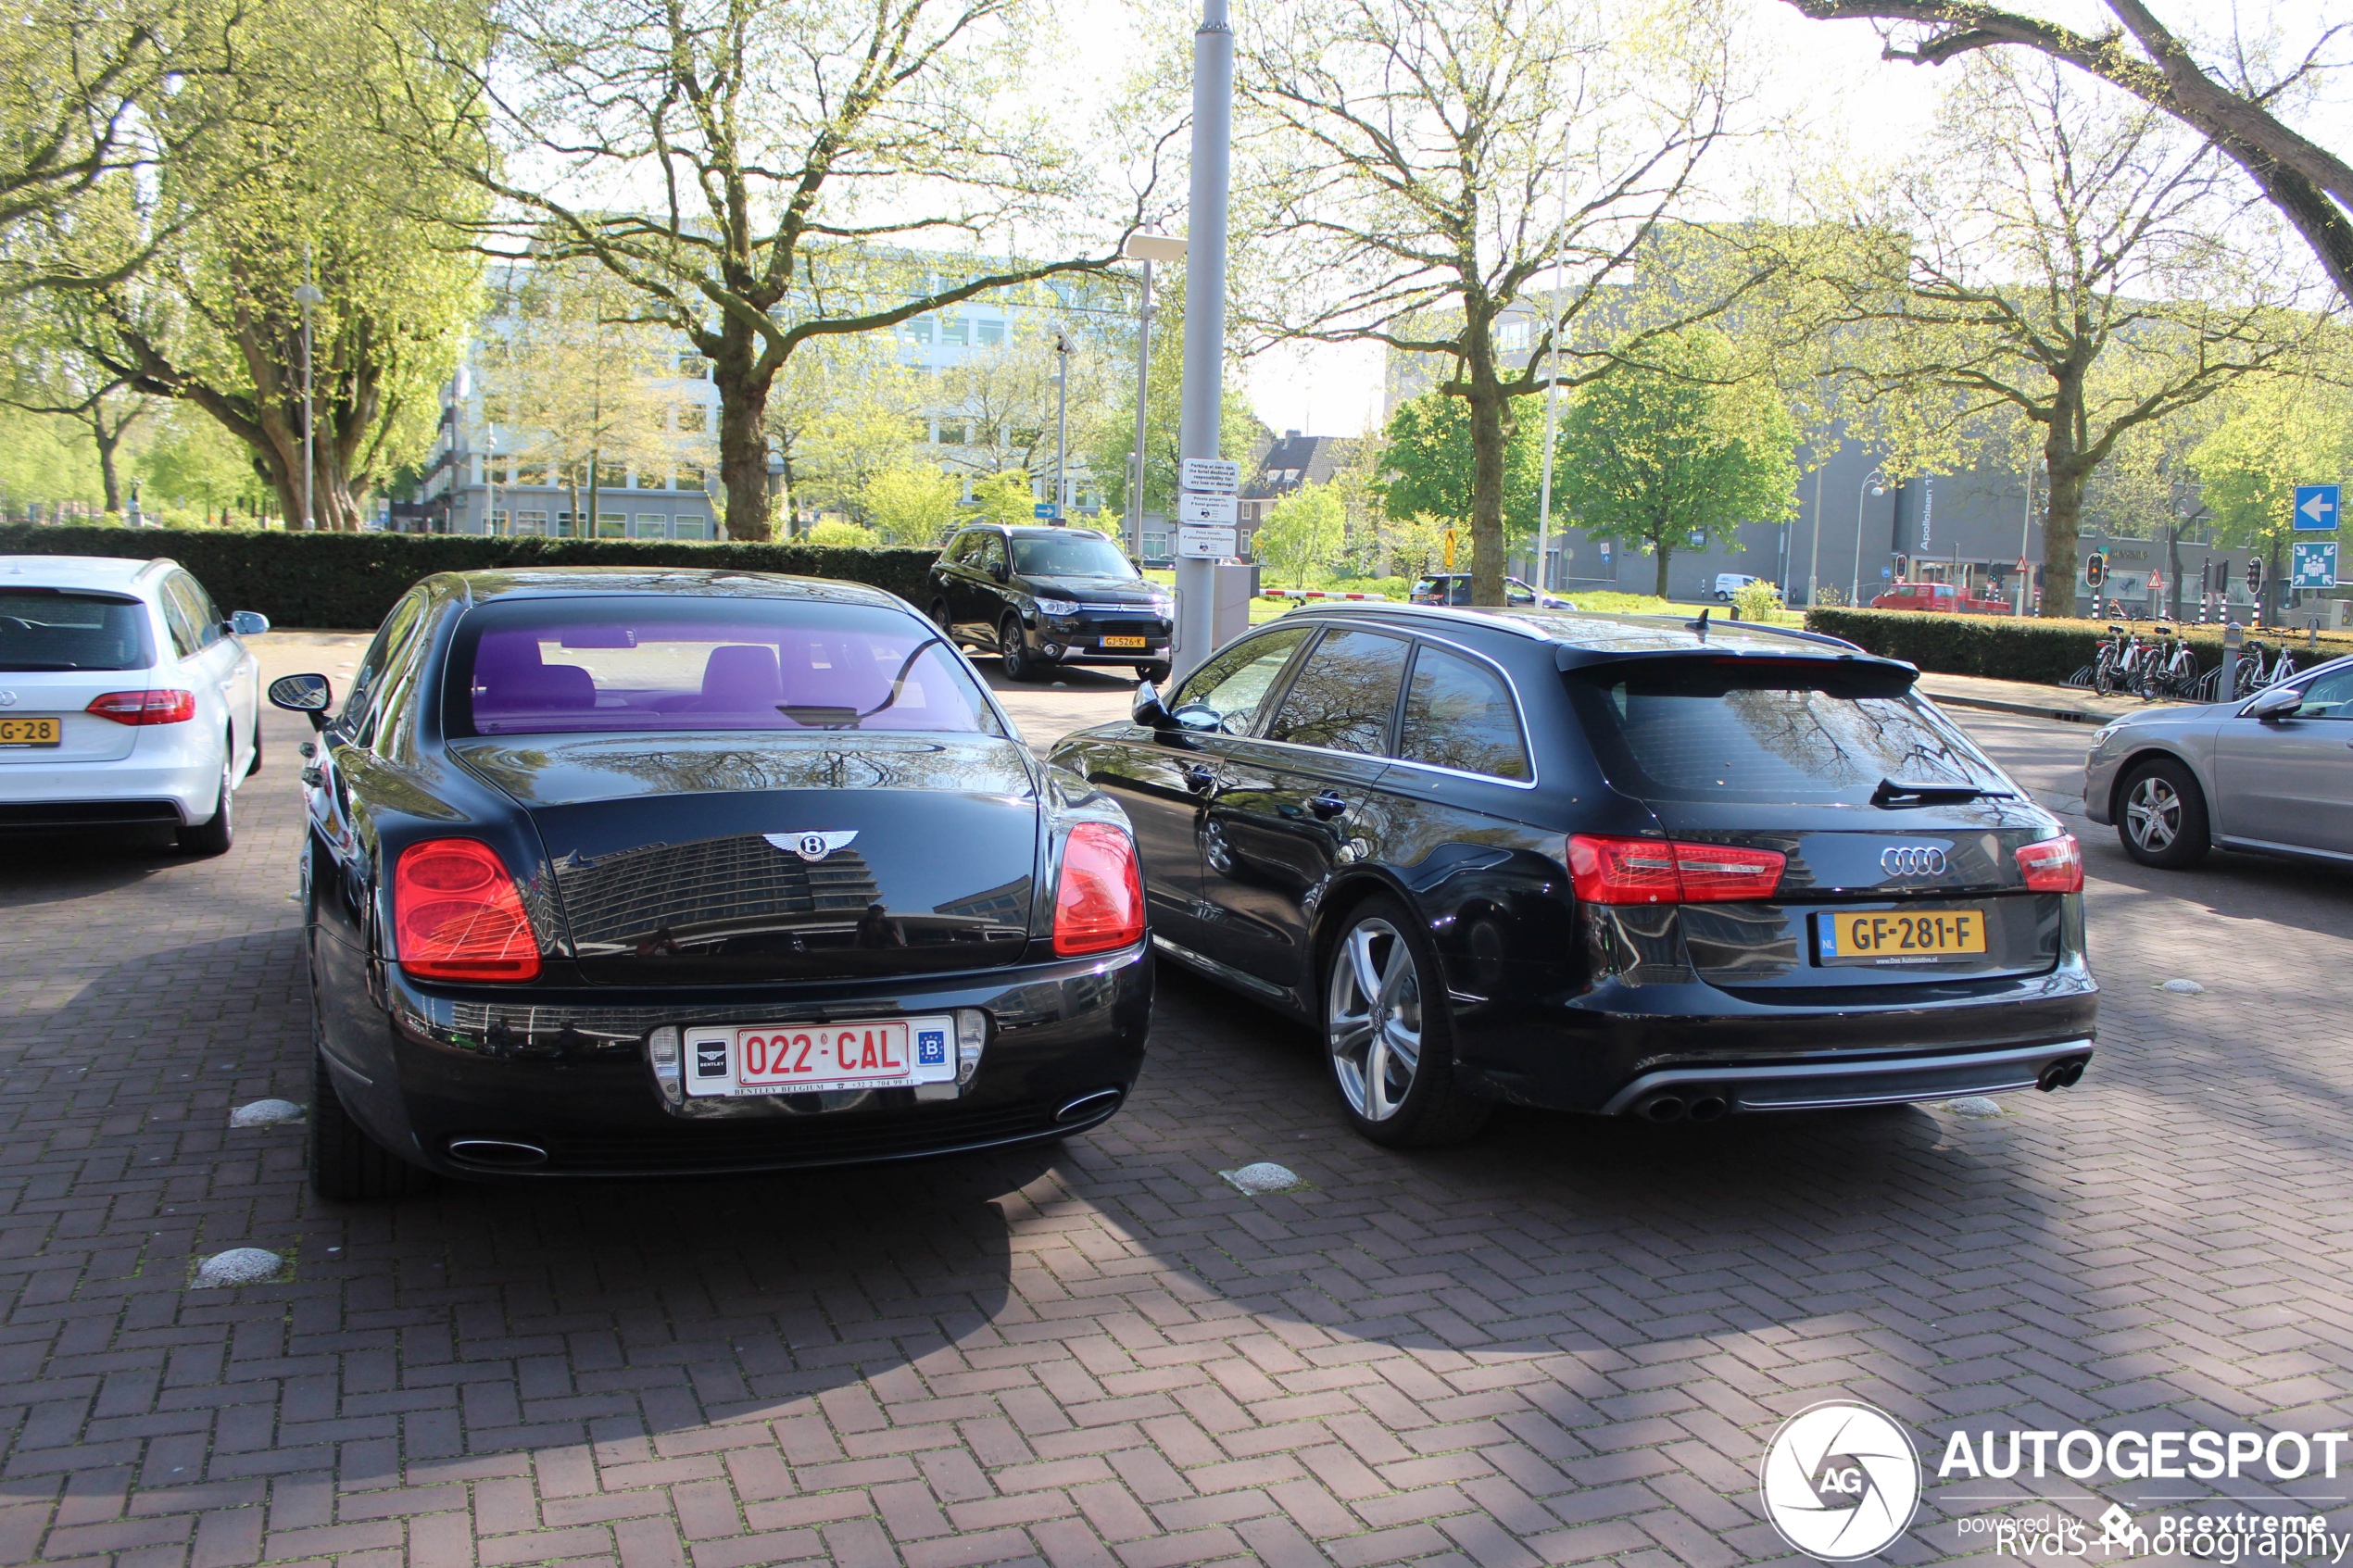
[1051,824,1145,955]
[394,839,541,981]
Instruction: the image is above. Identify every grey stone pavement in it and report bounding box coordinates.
[1,634,2348,1568]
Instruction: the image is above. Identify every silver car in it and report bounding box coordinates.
[2083,653,2353,869]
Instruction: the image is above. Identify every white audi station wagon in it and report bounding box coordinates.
[0,555,268,854]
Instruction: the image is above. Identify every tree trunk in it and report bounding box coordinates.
[1655,543,1673,598]
[1464,378,1509,606]
[92,422,123,513]
[587,451,601,539]
[711,313,778,542]
[2037,381,2092,619]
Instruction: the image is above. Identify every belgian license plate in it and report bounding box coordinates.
[1101,635,1149,649]
[683,1015,956,1097]
[0,718,59,747]
[1818,909,1990,964]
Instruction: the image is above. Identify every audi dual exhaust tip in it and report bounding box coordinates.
[1633,1093,1730,1123]
[2036,1058,2090,1092]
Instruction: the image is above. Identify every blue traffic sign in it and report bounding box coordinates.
[2293,483,2338,531]
[2292,540,2337,587]
[1033,502,1057,520]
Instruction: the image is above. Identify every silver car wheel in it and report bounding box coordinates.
[1327,918,1422,1122]
[2125,772,2180,851]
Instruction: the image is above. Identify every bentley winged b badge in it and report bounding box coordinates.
[765,830,859,862]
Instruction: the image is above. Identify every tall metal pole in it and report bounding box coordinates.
[1805,462,1824,607]
[1053,332,1070,522]
[1851,468,1885,608]
[1533,127,1570,603]
[296,245,322,531]
[1175,0,1232,678]
[1128,260,1153,556]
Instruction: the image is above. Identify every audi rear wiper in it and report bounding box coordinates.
[1872,778,2014,806]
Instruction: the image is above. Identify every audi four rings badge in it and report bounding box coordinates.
[1881,847,1946,877]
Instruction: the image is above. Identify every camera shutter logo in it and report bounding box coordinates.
[1881,847,1946,878]
[1758,1400,1921,1562]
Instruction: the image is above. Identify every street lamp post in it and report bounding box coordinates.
[295,245,324,531]
[1804,462,1825,607]
[1123,234,1189,559]
[1174,0,1233,678]
[1532,126,1571,602]
[1851,467,1887,608]
[1052,332,1071,524]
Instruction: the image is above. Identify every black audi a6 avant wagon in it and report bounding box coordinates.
[269,569,1151,1197]
[1050,603,2096,1148]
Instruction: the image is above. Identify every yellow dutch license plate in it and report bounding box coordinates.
[1101,635,1149,649]
[1819,909,1989,963]
[0,718,60,747]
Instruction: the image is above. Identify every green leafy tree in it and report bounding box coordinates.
[1252,483,1346,587]
[2190,379,2352,617]
[804,519,879,547]
[861,464,963,547]
[1554,327,1798,597]
[1088,276,1264,529]
[1373,393,1540,537]
[969,469,1038,529]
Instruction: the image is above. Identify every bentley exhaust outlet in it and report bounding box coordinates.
[447,1137,549,1168]
[1055,1088,1123,1123]
[1637,1094,1686,1123]
[1686,1095,1730,1123]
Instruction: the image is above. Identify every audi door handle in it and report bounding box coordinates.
[1310,791,1348,820]
[1183,765,1217,795]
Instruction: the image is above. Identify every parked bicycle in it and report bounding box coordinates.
[2231,638,2299,699]
[2135,622,2201,702]
[2093,623,2151,698]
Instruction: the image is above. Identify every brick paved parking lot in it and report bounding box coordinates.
[3,645,2349,1568]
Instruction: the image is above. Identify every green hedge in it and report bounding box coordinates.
[0,525,941,631]
[1806,606,2353,685]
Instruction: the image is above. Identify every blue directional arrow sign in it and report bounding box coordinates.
[2293,483,2339,531]
[2292,540,2337,587]
[1033,502,1057,520]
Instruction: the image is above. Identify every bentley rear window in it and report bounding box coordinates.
[446,598,1002,738]
[1565,659,2007,805]
[0,590,154,671]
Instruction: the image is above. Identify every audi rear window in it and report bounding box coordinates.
[445,597,1004,738]
[0,590,154,671]
[1565,658,2007,805]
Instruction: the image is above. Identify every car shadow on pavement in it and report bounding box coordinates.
[0,831,184,907]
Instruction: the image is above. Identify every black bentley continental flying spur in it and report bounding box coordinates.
[270,569,1150,1197]
[1050,603,2096,1148]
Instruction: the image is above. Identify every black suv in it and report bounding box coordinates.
[1051,603,2095,1147]
[929,525,1173,682]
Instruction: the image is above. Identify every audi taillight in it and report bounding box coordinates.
[2015,834,2083,894]
[1052,823,1145,955]
[1566,834,1786,904]
[393,839,541,981]
[85,689,195,725]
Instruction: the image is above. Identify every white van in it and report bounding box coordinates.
[1712,573,1778,602]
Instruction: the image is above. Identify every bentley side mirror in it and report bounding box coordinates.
[2246,686,2304,721]
[228,610,271,637]
[1133,682,1176,729]
[269,672,333,732]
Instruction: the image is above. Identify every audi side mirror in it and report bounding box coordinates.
[2246,686,2305,720]
[269,672,333,732]
[1133,682,1175,729]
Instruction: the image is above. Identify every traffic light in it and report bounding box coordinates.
[2246,556,2265,594]
[2085,552,2107,587]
